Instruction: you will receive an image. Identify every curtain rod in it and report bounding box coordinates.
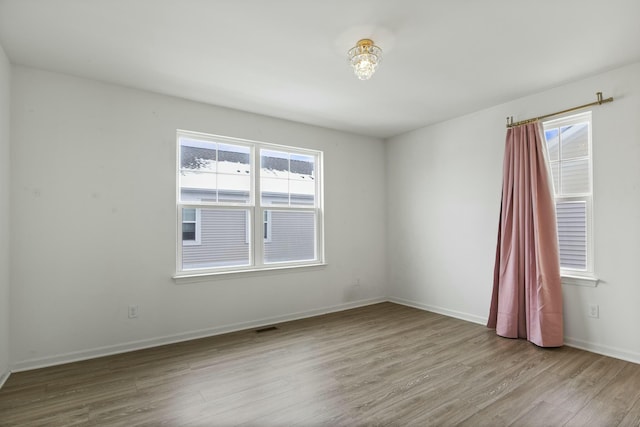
[506,92,614,128]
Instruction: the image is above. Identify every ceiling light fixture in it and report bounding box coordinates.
[347,39,382,81]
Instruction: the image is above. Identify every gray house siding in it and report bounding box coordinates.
[182,192,316,270]
[182,209,249,269]
[264,211,316,263]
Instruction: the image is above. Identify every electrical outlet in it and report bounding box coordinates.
[588,304,599,318]
[128,305,139,319]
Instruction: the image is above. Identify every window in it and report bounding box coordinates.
[244,211,271,243]
[263,210,272,242]
[543,112,595,282]
[176,131,323,275]
[182,208,201,245]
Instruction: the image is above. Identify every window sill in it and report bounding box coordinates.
[173,262,328,284]
[561,274,599,287]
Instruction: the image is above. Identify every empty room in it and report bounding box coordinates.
[1,0,640,425]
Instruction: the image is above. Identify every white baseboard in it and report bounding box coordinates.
[11,297,386,373]
[388,296,488,325]
[9,296,639,375]
[564,336,640,365]
[0,370,9,390]
[389,296,640,365]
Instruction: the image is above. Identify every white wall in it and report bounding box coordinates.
[10,66,387,369]
[8,60,639,372]
[387,61,640,363]
[0,43,11,384]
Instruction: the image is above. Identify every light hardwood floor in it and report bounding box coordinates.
[1,302,640,426]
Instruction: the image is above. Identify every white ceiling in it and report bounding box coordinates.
[1,0,639,139]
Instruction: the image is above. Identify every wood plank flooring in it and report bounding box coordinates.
[1,302,640,426]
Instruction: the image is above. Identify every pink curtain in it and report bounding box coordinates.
[487,122,563,347]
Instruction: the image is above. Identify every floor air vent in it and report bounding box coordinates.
[255,326,278,333]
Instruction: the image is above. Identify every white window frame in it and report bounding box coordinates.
[181,208,201,246]
[244,210,271,243]
[543,112,598,286]
[175,130,324,278]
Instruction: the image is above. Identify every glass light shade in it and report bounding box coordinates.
[348,39,382,80]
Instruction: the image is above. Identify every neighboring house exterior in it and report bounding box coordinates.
[180,144,316,270]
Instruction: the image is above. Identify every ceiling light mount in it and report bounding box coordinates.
[348,38,382,81]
